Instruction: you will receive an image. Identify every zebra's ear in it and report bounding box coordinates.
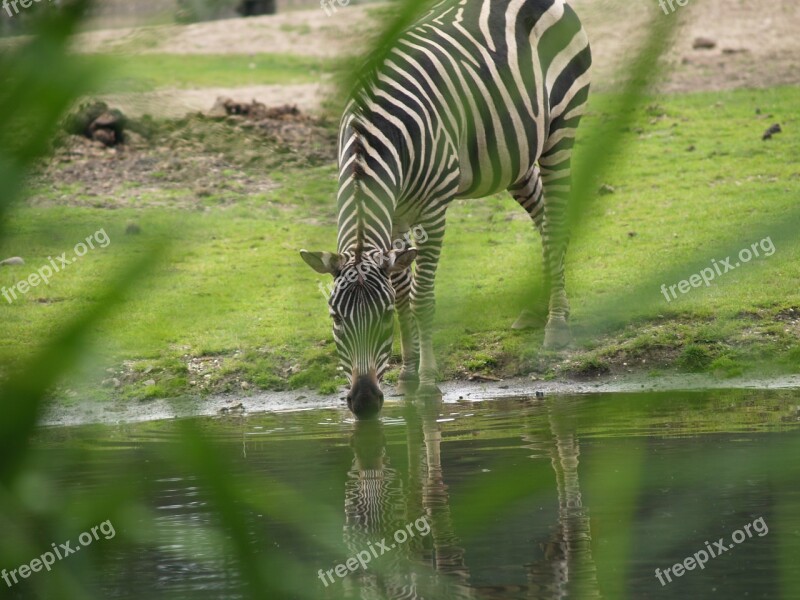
[300,250,341,275]
[382,248,417,273]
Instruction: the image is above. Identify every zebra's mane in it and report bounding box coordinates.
[351,118,368,264]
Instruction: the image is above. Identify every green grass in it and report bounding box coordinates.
[86,53,335,93]
[1,85,799,401]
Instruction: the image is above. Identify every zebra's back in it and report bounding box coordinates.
[341,0,592,205]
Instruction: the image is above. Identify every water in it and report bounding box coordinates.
[15,389,800,599]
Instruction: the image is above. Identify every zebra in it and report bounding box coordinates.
[301,0,592,418]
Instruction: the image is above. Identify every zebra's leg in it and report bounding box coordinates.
[508,164,548,330]
[411,212,447,397]
[391,266,419,394]
[539,135,578,349]
[538,74,590,349]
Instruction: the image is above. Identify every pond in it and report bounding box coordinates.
[18,389,800,599]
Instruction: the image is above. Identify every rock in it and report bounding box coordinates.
[208,97,302,121]
[219,402,245,415]
[468,374,502,382]
[92,110,122,130]
[208,96,232,118]
[143,379,156,387]
[91,127,117,147]
[598,184,616,196]
[763,124,782,140]
[0,257,24,266]
[693,37,717,50]
[240,381,250,390]
[66,101,128,147]
[65,101,110,136]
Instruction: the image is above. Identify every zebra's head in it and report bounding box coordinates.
[300,247,417,419]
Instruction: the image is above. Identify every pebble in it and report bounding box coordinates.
[693,37,717,50]
[0,257,24,266]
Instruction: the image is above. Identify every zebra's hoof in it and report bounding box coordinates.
[543,317,571,349]
[396,376,419,396]
[511,309,545,330]
[415,382,442,399]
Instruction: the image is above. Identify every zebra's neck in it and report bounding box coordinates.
[336,113,405,255]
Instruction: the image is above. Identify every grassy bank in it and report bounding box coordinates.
[1,85,798,403]
[90,53,337,92]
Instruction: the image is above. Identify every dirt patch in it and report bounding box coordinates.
[1,1,785,120]
[29,103,337,210]
[67,0,800,96]
[576,0,800,94]
[5,0,798,101]
[68,5,378,58]
[99,83,332,119]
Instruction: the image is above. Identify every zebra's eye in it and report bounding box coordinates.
[331,313,342,325]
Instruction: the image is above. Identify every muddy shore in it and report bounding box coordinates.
[41,374,800,427]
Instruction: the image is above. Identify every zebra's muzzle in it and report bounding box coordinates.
[347,373,384,419]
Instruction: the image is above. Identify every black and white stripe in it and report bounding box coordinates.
[304,0,591,406]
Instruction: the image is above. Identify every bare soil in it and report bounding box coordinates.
[57,0,800,118]
[31,107,337,208]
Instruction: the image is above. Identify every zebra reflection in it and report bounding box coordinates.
[341,405,473,599]
[340,419,410,599]
[341,398,601,599]
[521,404,602,600]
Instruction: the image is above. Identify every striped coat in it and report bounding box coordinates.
[302,0,591,416]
